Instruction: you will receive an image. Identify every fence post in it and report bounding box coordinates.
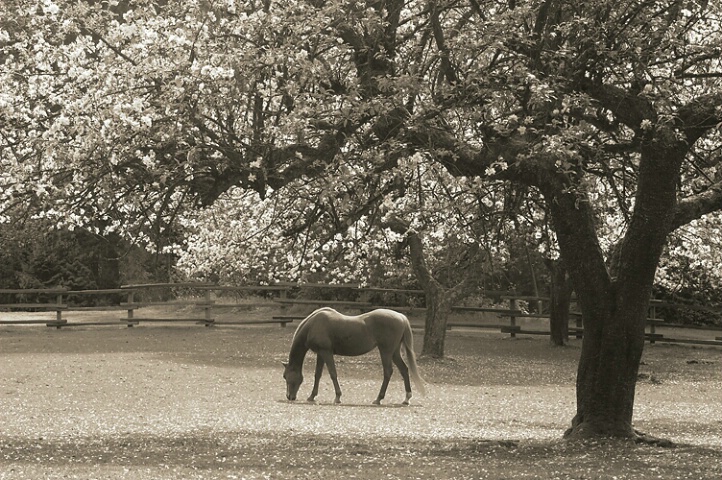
[54,291,66,328]
[204,288,214,327]
[126,290,135,327]
[509,297,517,338]
[575,315,583,339]
[571,297,583,339]
[649,302,657,344]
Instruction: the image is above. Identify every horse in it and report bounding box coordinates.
[282,307,426,405]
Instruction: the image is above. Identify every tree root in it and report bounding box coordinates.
[564,423,676,448]
[633,429,676,448]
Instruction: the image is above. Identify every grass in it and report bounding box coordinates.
[0,311,720,479]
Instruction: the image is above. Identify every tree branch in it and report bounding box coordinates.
[671,181,722,231]
[677,91,722,145]
[429,0,458,85]
[382,215,435,288]
[579,80,656,131]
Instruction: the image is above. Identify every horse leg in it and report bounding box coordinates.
[318,350,342,403]
[393,350,413,405]
[373,353,394,405]
[308,354,325,402]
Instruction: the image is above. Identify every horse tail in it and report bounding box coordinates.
[402,316,426,396]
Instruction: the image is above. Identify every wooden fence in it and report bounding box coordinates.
[1,283,720,346]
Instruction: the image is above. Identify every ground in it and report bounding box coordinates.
[0,311,720,479]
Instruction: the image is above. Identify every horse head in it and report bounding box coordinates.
[282,362,303,401]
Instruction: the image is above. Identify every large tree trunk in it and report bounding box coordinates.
[566,292,648,437]
[544,142,683,439]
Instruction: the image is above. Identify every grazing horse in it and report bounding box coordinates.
[282,307,426,405]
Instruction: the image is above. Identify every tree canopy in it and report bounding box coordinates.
[3,1,721,229]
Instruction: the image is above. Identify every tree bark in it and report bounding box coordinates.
[420,278,454,358]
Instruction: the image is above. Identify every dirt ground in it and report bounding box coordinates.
[0,315,721,479]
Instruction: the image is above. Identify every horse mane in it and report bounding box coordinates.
[292,307,335,342]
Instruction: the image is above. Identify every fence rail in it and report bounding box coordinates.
[0,283,720,346]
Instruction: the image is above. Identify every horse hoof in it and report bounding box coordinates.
[372,400,381,405]
[402,400,410,406]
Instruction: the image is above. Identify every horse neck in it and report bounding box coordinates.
[287,324,309,369]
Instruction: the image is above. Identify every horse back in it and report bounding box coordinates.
[303,308,407,356]
[303,308,375,355]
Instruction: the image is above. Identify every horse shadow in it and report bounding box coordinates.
[277,399,423,408]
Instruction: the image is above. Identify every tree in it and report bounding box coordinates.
[385,1,722,441]
[3,0,722,442]
[400,0,722,441]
